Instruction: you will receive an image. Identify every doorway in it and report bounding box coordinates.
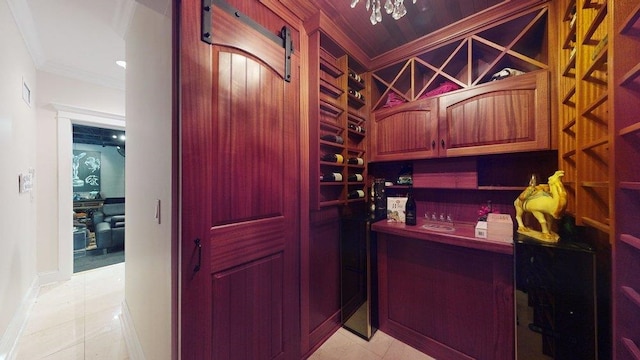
[71,125,126,273]
[55,105,125,280]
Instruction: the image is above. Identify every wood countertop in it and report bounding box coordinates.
[371,218,514,255]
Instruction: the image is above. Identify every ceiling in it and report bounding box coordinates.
[7,0,170,90]
[7,0,509,93]
[310,0,506,60]
[73,124,126,148]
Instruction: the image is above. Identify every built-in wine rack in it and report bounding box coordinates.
[309,31,368,209]
[557,0,610,233]
[369,5,549,111]
[611,0,640,358]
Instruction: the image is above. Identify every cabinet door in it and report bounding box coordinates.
[438,71,550,157]
[370,99,438,161]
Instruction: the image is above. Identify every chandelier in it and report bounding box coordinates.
[350,0,416,25]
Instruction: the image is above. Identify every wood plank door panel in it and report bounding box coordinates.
[180,1,300,359]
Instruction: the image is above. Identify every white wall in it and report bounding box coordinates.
[124,3,175,359]
[0,0,38,352]
[35,72,124,274]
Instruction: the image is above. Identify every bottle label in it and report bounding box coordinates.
[335,154,344,164]
[333,173,343,181]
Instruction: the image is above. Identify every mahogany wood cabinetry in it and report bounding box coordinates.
[370,71,550,162]
[373,222,514,360]
[610,1,640,358]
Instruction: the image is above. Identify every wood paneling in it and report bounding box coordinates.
[377,232,514,360]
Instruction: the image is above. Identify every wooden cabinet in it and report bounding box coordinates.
[375,230,514,360]
[369,98,438,161]
[610,1,640,358]
[369,71,550,161]
[439,70,550,157]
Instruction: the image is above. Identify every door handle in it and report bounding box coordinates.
[193,238,202,272]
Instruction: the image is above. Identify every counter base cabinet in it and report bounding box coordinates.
[377,233,514,360]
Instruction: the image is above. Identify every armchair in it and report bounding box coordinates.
[92,198,125,252]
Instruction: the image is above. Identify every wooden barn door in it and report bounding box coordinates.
[180,1,300,359]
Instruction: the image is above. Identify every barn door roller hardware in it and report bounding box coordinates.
[201,0,293,82]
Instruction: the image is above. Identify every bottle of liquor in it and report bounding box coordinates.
[321,153,344,163]
[320,172,342,182]
[320,134,344,144]
[348,189,365,199]
[348,173,363,182]
[405,189,417,226]
[347,157,364,165]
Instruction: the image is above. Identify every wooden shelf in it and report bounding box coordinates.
[621,234,640,251]
[582,47,607,81]
[620,122,640,137]
[563,118,576,132]
[622,338,640,360]
[563,53,577,77]
[619,62,640,88]
[583,2,608,44]
[621,286,640,309]
[562,85,577,106]
[620,182,640,191]
[619,2,640,35]
[581,136,608,151]
[581,181,609,188]
[563,149,577,159]
[582,92,608,117]
[581,216,610,233]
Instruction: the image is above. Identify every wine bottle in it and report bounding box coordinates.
[347,189,365,199]
[348,123,366,134]
[405,190,417,226]
[320,172,342,182]
[321,153,344,163]
[348,89,364,101]
[320,134,344,144]
[348,174,363,182]
[348,70,363,83]
[347,157,364,165]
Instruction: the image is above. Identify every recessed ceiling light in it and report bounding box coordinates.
[116,60,127,69]
[120,135,126,141]
[112,134,118,139]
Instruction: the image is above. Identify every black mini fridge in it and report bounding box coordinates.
[515,234,597,359]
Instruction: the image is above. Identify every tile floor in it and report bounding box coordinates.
[11,263,128,360]
[308,328,435,360]
[11,263,434,360]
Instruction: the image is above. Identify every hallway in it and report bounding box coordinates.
[11,263,128,359]
[10,262,435,359]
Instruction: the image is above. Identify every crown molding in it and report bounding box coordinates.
[40,60,125,90]
[6,0,46,67]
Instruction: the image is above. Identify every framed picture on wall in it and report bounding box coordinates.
[72,150,101,193]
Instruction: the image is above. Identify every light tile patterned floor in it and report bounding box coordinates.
[12,262,434,360]
[11,263,128,360]
[308,328,436,360]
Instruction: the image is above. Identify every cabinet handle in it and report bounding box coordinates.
[193,238,202,272]
[441,139,445,149]
[432,140,436,149]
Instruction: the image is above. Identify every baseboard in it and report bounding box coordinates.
[0,276,39,360]
[120,300,145,360]
[37,270,70,286]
